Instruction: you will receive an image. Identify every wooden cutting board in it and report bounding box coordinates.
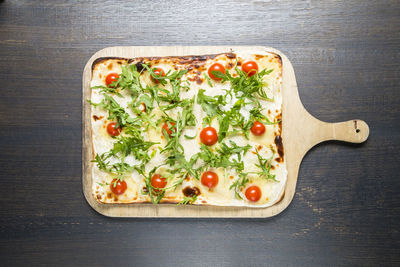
[82,46,369,218]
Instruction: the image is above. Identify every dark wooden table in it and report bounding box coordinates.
[1,1,399,266]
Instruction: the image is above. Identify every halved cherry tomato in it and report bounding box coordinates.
[250,121,266,136]
[110,179,127,195]
[105,73,120,87]
[151,67,165,84]
[201,171,219,188]
[200,126,218,146]
[245,185,262,202]
[208,63,225,81]
[151,174,167,189]
[107,122,122,136]
[241,61,258,77]
[162,122,176,137]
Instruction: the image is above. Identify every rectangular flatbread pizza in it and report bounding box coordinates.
[89,49,286,207]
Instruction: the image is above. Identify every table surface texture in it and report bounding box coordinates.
[0,0,399,266]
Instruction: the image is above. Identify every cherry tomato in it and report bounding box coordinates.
[201,171,219,188]
[208,63,225,81]
[250,121,266,136]
[151,67,165,83]
[245,185,262,202]
[105,73,120,87]
[107,122,122,136]
[200,126,218,146]
[110,179,127,195]
[162,122,176,137]
[151,174,167,189]
[241,61,258,77]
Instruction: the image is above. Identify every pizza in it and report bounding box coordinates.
[88,49,286,207]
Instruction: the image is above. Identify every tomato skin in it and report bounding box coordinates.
[245,185,262,202]
[110,179,127,195]
[200,126,218,146]
[151,67,165,83]
[250,121,266,136]
[105,73,120,87]
[241,61,258,77]
[208,63,226,81]
[201,171,219,188]
[151,174,167,189]
[107,122,122,136]
[162,122,176,137]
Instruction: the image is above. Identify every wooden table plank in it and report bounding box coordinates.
[0,0,399,266]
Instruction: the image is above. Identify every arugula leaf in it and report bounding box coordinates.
[136,166,167,204]
[92,154,110,172]
[217,114,230,142]
[118,64,144,98]
[177,195,197,205]
[195,141,250,175]
[217,140,251,161]
[109,136,157,163]
[91,85,123,97]
[141,64,187,86]
[184,133,196,139]
[89,94,139,128]
[229,173,249,200]
[204,73,213,87]
[211,67,274,104]
[92,154,134,183]
[196,89,225,125]
[134,94,153,113]
[254,149,276,181]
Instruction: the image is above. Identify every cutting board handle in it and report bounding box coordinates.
[315,119,370,144]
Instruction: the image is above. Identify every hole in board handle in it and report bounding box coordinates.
[356,129,360,133]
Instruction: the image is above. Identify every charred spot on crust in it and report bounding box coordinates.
[226,52,236,59]
[195,75,203,85]
[93,115,103,121]
[142,187,149,193]
[274,135,284,160]
[92,57,128,71]
[135,61,145,72]
[93,53,236,72]
[96,194,102,200]
[182,186,200,197]
[178,54,219,63]
[274,54,283,71]
[107,192,112,199]
[107,63,113,70]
